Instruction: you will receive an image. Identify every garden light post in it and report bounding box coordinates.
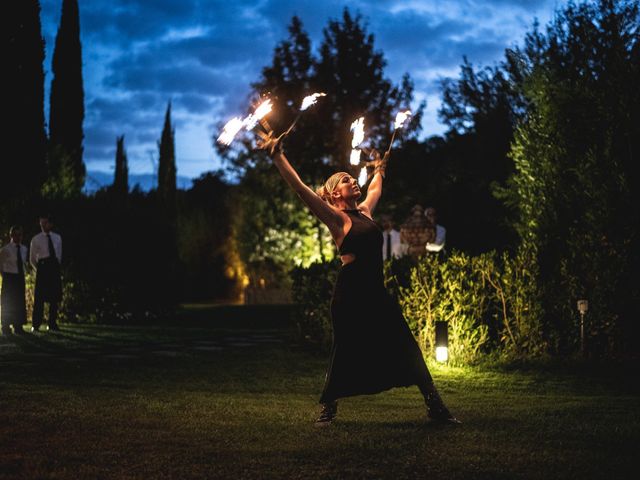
[435,321,449,363]
[577,299,588,357]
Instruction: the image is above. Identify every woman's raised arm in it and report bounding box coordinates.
[359,151,387,214]
[260,138,343,233]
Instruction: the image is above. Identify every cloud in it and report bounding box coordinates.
[40,0,561,179]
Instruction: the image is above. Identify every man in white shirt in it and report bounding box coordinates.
[425,207,446,255]
[0,226,28,335]
[381,215,406,261]
[30,215,63,332]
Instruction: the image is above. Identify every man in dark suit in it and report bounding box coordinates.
[30,215,63,332]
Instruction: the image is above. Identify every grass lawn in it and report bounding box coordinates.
[1,309,638,479]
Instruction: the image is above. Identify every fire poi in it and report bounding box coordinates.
[217,95,411,188]
[217,93,326,146]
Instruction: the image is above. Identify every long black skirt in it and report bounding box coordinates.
[319,262,432,403]
[35,258,62,303]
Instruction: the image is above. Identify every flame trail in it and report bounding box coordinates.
[394,110,412,129]
[358,166,368,186]
[300,92,326,111]
[217,117,244,146]
[243,99,273,130]
[350,148,361,166]
[350,117,365,149]
[385,110,412,155]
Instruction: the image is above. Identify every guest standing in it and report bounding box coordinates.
[0,226,28,335]
[380,214,406,261]
[424,207,446,255]
[30,215,62,332]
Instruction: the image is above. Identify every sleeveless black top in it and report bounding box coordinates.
[338,209,384,286]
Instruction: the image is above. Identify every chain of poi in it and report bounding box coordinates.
[351,110,412,186]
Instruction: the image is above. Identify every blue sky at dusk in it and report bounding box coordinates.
[40,0,562,184]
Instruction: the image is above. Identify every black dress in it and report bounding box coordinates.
[319,208,433,403]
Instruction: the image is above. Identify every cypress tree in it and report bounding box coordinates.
[5,0,46,205]
[112,135,128,197]
[49,0,85,193]
[157,101,176,206]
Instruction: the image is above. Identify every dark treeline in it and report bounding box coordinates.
[4,0,638,356]
[3,1,239,323]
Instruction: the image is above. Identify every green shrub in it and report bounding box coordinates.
[290,260,340,351]
[397,252,490,366]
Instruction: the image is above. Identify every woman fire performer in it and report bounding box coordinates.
[257,136,460,427]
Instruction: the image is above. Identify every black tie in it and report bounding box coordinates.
[386,232,392,260]
[47,233,55,260]
[16,245,23,275]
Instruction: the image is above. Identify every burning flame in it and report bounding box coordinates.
[350,149,361,166]
[350,117,365,148]
[217,117,244,146]
[300,93,326,111]
[394,110,412,129]
[243,99,273,130]
[358,167,368,186]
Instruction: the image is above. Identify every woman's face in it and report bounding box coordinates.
[332,174,361,202]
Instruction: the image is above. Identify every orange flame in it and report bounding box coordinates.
[350,117,365,149]
[358,166,368,186]
[394,110,412,129]
[350,148,361,166]
[300,92,326,111]
[243,99,273,130]
[217,117,244,145]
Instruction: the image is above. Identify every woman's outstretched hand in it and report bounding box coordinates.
[255,132,282,156]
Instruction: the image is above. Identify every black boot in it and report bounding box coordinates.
[315,401,338,427]
[423,383,461,424]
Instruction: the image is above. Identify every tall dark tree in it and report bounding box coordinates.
[157,101,177,207]
[4,0,46,209]
[218,12,423,284]
[315,9,419,172]
[112,135,128,197]
[49,0,85,194]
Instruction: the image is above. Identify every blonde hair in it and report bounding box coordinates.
[316,172,350,205]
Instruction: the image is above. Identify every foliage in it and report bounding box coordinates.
[41,145,81,200]
[290,260,340,351]
[177,172,244,302]
[232,164,335,289]
[398,253,490,366]
[291,250,544,363]
[497,0,640,355]
[41,191,180,323]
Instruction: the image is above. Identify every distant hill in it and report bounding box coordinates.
[84,171,193,193]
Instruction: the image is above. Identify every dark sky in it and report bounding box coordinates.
[40,0,561,182]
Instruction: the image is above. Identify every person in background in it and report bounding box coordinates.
[425,207,446,255]
[380,214,406,261]
[30,214,62,332]
[0,226,28,335]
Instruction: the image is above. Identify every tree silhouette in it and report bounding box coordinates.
[157,101,177,209]
[4,0,46,207]
[112,135,129,197]
[49,0,85,194]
